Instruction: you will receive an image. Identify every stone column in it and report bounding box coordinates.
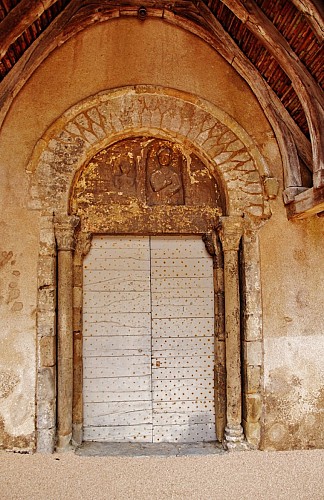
[203,231,226,443]
[54,214,79,450]
[212,232,227,443]
[218,216,246,449]
[72,231,92,446]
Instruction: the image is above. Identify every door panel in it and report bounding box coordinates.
[83,235,215,443]
[151,236,215,443]
[83,236,152,442]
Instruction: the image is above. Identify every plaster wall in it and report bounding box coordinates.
[260,204,324,449]
[0,18,322,451]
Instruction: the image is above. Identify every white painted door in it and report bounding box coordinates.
[83,236,215,443]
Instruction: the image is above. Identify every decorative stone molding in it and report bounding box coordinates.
[72,230,92,446]
[240,224,263,447]
[27,86,273,220]
[206,230,226,442]
[54,215,80,251]
[218,216,244,251]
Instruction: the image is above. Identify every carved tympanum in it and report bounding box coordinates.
[71,137,223,233]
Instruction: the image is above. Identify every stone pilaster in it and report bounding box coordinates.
[241,224,263,447]
[36,214,57,453]
[218,216,246,449]
[54,214,79,450]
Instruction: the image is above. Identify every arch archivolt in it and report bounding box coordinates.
[30,87,273,453]
[28,86,273,220]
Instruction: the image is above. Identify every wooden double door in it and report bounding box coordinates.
[82,235,216,443]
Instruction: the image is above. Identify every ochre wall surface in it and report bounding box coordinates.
[0,18,323,451]
[260,206,324,449]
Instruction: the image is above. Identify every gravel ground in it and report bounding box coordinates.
[0,449,323,500]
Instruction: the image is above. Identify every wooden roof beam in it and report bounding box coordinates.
[190,2,311,189]
[0,0,59,60]
[289,0,324,42]
[220,0,324,189]
[286,185,324,219]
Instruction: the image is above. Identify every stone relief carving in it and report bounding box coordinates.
[113,156,136,195]
[29,89,272,453]
[73,137,220,211]
[147,144,184,206]
[54,215,80,251]
[75,231,93,258]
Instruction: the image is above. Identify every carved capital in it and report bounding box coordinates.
[54,215,80,251]
[75,231,93,257]
[218,216,244,251]
[202,232,215,256]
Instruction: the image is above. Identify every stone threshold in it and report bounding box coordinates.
[75,441,225,457]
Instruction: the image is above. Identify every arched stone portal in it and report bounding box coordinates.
[28,86,275,453]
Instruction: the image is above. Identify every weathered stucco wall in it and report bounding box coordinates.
[260,204,324,449]
[0,136,38,450]
[0,18,322,451]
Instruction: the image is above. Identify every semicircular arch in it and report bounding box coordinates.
[27,86,272,219]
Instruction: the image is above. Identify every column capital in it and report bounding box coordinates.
[75,231,92,257]
[54,215,80,251]
[202,232,216,256]
[218,216,244,251]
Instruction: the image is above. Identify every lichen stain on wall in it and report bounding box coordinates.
[0,344,36,451]
[0,369,19,399]
[0,418,34,451]
[0,251,23,313]
[0,249,35,451]
[0,370,34,450]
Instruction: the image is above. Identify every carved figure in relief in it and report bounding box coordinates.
[149,147,183,205]
[113,157,136,195]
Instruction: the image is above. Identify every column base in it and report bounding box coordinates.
[72,423,83,447]
[56,432,73,452]
[224,425,249,451]
[36,428,55,453]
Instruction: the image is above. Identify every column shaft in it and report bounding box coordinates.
[223,249,242,427]
[219,216,245,449]
[54,215,79,450]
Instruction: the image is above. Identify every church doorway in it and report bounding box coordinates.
[82,235,215,443]
[31,88,269,452]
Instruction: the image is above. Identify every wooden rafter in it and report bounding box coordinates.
[220,0,324,189]
[287,185,324,219]
[0,0,60,60]
[289,0,324,42]
[188,2,313,176]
